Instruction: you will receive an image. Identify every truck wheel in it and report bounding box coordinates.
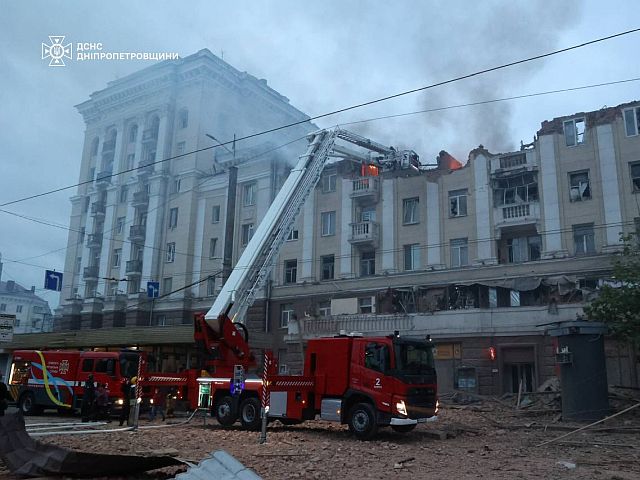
[214,395,237,426]
[239,397,262,430]
[391,424,417,433]
[19,392,39,415]
[348,402,378,440]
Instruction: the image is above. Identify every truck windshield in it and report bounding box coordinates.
[395,342,435,374]
[119,353,140,378]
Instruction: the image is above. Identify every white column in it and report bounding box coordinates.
[153,113,170,173]
[473,153,496,265]
[97,187,117,293]
[192,198,206,295]
[111,122,125,175]
[132,119,144,181]
[142,177,165,282]
[381,178,395,272]
[596,124,624,251]
[539,135,567,257]
[339,178,352,277]
[120,193,137,279]
[426,181,443,268]
[300,191,315,279]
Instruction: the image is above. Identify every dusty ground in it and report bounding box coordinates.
[2,400,639,479]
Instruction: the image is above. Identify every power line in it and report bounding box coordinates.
[1,27,638,208]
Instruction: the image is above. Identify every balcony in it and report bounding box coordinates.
[491,151,537,174]
[125,260,143,275]
[102,139,116,153]
[349,221,379,246]
[132,190,149,207]
[129,224,146,241]
[83,265,99,280]
[90,201,106,216]
[494,202,541,227]
[142,129,158,143]
[350,177,379,202]
[137,161,154,177]
[86,233,103,248]
[95,171,112,187]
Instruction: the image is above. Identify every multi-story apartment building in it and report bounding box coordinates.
[16,49,637,394]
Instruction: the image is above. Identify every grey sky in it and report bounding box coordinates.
[0,0,638,310]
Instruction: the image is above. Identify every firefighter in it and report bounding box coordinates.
[0,373,11,417]
[81,374,96,422]
[119,377,132,426]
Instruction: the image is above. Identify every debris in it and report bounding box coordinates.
[174,450,261,479]
[422,430,448,440]
[556,460,576,469]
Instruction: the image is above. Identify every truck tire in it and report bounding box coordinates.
[239,397,262,430]
[348,402,378,440]
[18,392,40,415]
[391,424,417,433]
[214,395,238,426]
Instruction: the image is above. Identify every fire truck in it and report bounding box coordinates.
[145,128,438,439]
[8,349,140,414]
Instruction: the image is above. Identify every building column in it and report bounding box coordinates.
[596,124,624,252]
[473,153,497,265]
[339,178,353,278]
[539,135,568,258]
[142,174,167,282]
[97,186,118,293]
[381,178,395,272]
[300,190,315,280]
[426,180,444,269]
[191,197,207,295]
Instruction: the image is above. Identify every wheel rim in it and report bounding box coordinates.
[218,403,231,419]
[243,403,257,423]
[352,410,369,431]
[22,396,33,412]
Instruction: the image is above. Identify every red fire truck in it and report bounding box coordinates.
[143,128,438,439]
[8,349,141,415]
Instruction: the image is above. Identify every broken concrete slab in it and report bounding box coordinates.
[174,450,261,480]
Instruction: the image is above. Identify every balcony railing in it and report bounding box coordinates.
[137,161,154,177]
[349,221,379,245]
[95,171,112,187]
[132,190,149,206]
[350,177,379,200]
[83,265,99,279]
[494,202,540,226]
[129,224,146,241]
[86,233,103,248]
[125,260,143,275]
[90,202,106,216]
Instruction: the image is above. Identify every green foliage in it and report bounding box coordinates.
[584,234,640,346]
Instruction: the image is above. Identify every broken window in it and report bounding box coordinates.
[321,255,335,280]
[403,197,419,224]
[564,118,585,146]
[492,172,538,206]
[448,189,468,217]
[623,107,640,137]
[499,153,527,169]
[573,223,595,255]
[569,171,591,201]
[507,235,541,263]
[630,162,640,192]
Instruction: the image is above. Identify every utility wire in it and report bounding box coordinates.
[1,27,638,208]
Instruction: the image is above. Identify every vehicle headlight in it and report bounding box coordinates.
[115,398,124,406]
[395,400,407,417]
[150,398,154,405]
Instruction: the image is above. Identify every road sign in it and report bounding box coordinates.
[147,281,160,298]
[0,314,15,343]
[44,270,63,291]
[230,364,245,395]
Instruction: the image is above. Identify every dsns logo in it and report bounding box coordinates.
[42,35,72,67]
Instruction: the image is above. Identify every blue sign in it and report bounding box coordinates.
[147,281,160,298]
[44,270,63,291]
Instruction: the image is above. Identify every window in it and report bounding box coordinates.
[450,238,469,267]
[630,162,640,192]
[564,118,585,146]
[492,172,538,206]
[287,229,299,241]
[623,106,640,136]
[280,303,294,328]
[126,153,135,170]
[81,359,94,372]
[322,172,337,193]
[243,183,256,206]
[569,171,591,201]
[507,236,541,263]
[162,277,173,296]
[95,358,115,375]
[573,224,595,255]
[168,207,178,229]
[361,206,376,222]
[128,278,140,294]
[284,259,297,284]
[166,242,176,262]
[0,304,6,312]
[241,223,254,246]
[404,244,421,271]
[207,276,216,296]
[178,109,188,129]
[75,257,82,274]
[212,205,221,223]
[119,186,128,203]
[112,248,122,267]
[278,349,288,374]
[129,125,138,143]
[16,305,23,313]
[449,189,468,217]
[116,217,125,235]
[172,178,181,194]
[90,138,99,156]
[79,227,85,243]
[403,197,419,224]
[365,342,389,372]
[358,297,373,314]
[360,250,376,276]
[321,255,335,280]
[176,141,186,154]
[318,300,331,317]
[321,211,336,236]
[209,238,218,258]
[83,196,90,213]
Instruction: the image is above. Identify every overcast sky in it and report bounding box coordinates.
[0,0,638,311]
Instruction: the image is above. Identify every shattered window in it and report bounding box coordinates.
[564,118,585,146]
[492,173,538,206]
[624,107,640,137]
[448,189,468,217]
[569,171,591,201]
[630,162,640,192]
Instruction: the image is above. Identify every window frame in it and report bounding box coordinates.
[321,211,336,236]
[212,205,221,223]
[450,238,469,268]
[243,183,256,206]
[286,229,299,241]
[178,109,189,129]
[358,297,374,314]
[322,172,337,193]
[623,107,640,137]
[630,161,640,193]
[563,118,586,147]
[166,242,176,263]
[360,250,376,277]
[116,216,125,235]
[168,207,178,229]
[162,277,173,296]
[280,303,294,329]
[402,197,419,225]
[284,259,298,284]
[569,170,592,202]
[241,223,254,246]
[403,243,421,271]
[573,223,596,255]
[318,300,331,317]
[112,248,122,268]
[209,238,218,259]
[321,254,335,280]
[448,189,468,217]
